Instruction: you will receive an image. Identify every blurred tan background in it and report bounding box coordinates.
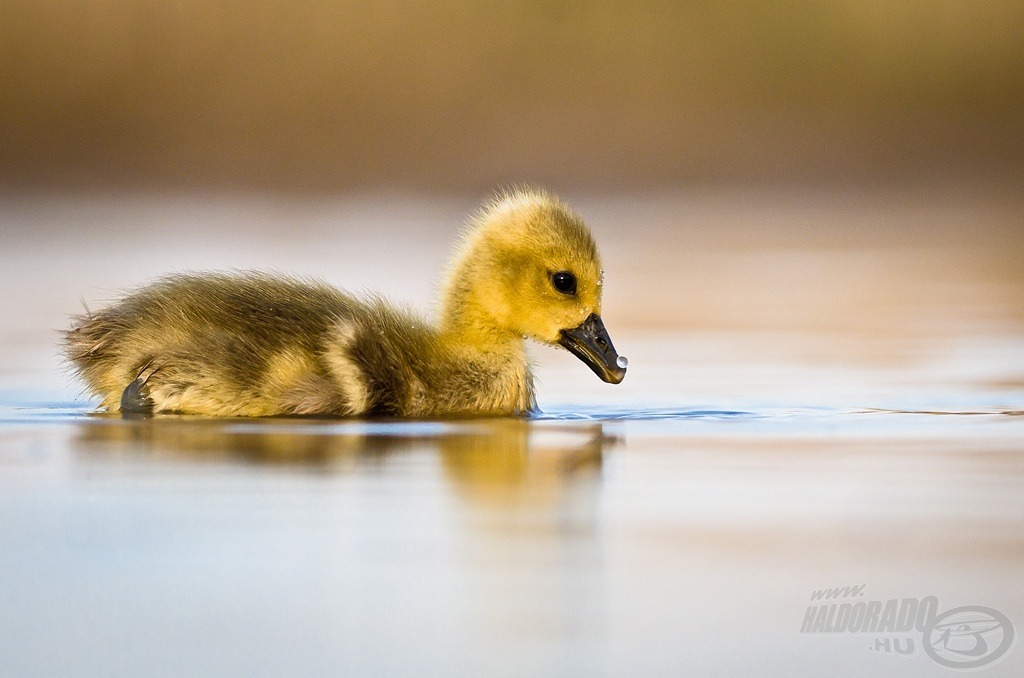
[2,0,1022,193]
[1,0,1022,401]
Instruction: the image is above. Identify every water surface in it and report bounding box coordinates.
[1,191,1022,676]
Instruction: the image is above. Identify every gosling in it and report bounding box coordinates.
[64,189,627,417]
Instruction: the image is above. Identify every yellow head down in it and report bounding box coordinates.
[441,189,626,383]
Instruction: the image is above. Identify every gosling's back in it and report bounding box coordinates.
[67,274,386,416]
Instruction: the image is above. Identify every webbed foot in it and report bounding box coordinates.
[120,362,157,415]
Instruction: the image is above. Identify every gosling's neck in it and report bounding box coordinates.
[430,281,532,414]
[437,295,534,415]
[438,292,522,353]
[436,252,517,347]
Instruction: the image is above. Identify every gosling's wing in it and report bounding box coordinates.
[321,296,439,416]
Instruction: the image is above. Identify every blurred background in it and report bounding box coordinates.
[1,0,1022,193]
[0,1,1022,388]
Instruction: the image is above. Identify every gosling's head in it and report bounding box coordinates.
[442,189,626,383]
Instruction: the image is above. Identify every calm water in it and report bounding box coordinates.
[1,190,1022,676]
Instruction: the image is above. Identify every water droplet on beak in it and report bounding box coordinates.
[616,355,629,369]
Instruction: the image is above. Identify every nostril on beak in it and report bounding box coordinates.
[596,337,607,348]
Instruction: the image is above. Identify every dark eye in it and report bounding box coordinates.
[551,271,577,295]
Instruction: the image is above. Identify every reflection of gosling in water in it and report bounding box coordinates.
[64,189,627,417]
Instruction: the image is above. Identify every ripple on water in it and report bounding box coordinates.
[1,399,770,426]
[0,400,1021,444]
[532,407,759,421]
[0,401,93,426]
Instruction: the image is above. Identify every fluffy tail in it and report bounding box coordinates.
[63,308,132,407]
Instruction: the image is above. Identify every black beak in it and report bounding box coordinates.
[558,313,627,384]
